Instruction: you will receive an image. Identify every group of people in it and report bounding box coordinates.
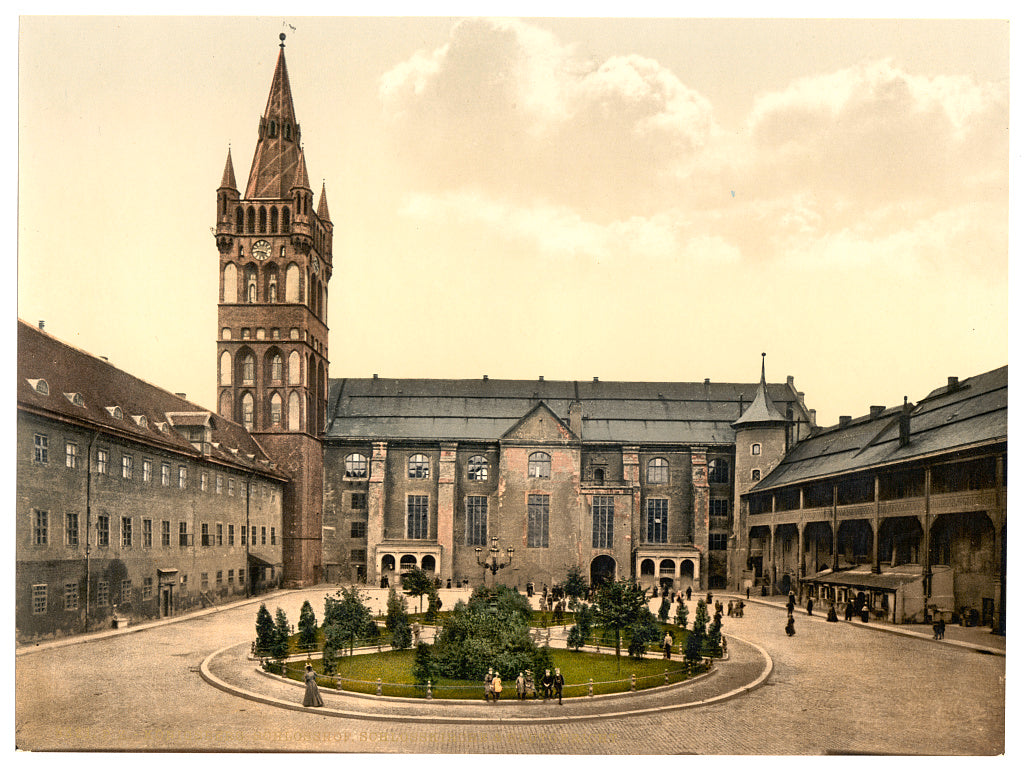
[726,599,745,617]
[487,667,564,704]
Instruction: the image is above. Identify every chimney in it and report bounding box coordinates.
[372,373,378,379]
[568,401,582,437]
[38,320,45,330]
[947,376,959,392]
[870,405,885,417]
[787,375,795,387]
[593,377,599,382]
[839,415,852,427]
[539,376,544,382]
[899,396,911,447]
[483,375,488,381]
[176,392,187,400]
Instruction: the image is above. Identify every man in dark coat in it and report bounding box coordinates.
[553,668,565,705]
[806,598,814,616]
[785,615,796,637]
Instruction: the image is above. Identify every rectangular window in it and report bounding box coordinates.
[65,513,79,546]
[407,495,429,540]
[710,498,729,517]
[143,459,152,483]
[261,526,267,545]
[351,492,367,510]
[351,549,367,563]
[33,509,49,546]
[96,448,109,475]
[527,494,550,548]
[201,472,208,492]
[228,524,235,546]
[142,577,154,600]
[179,521,188,547]
[216,571,223,586]
[162,520,171,547]
[216,474,223,495]
[32,584,47,614]
[161,463,170,487]
[64,582,79,611]
[201,572,209,590]
[65,441,79,469]
[216,523,224,546]
[201,523,210,547]
[252,526,257,546]
[121,517,132,547]
[228,569,235,584]
[33,433,48,464]
[179,466,188,489]
[228,478,235,497]
[96,581,109,607]
[465,496,488,546]
[97,515,109,546]
[120,579,132,604]
[647,498,668,544]
[350,521,367,539]
[270,527,276,545]
[241,525,248,545]
[121,454,133,479]
[592,496,614,549]
[143,519,152,548]
[709,533,729,550]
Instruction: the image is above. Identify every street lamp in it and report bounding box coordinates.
[475,536,515,585]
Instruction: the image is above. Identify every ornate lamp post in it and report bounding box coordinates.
[475,536,515,586]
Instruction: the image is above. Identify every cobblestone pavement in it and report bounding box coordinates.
[15,588,1004,754]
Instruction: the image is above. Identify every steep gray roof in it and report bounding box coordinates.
[325,377,808,445]
[751,366,1006,490]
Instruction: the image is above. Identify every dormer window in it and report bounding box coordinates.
[64,392,85,407]
[105,406,123,420]
[268,119,278,138]
[154,421,167,432]
[133,415,148,429]
[26,378,49,395]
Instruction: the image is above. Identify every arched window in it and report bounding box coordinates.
[288,351,301,385]
[468,455,488,481]
[288,391,301,430]
[241,353,255,385]
[269,393,282,426]
[268,119,277,138]
[647,457,669,484]
[219,351,232,385]
[246,206,255,233]
[235,206,244,232]
[283,122,291,140]
[258,206,267,233]
[219,390,231,418]
[282,207,290,232]
[222,263,237,303]
[528,451,551,479]
[221,327,232,340]
[241,393,254,431]
[709,459,729,484]
[345,453,368,478]
[246,268,257,303]
[285,263,300,303]
[594,468,605,484]
[270,353,283,382]
[267,279,277,303]
[751,443,762,456]
[408,454,430,479]
[269,207,278,233]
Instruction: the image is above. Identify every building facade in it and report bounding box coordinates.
[17,320,287,643]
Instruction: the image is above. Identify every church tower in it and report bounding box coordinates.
[214,35,332,586]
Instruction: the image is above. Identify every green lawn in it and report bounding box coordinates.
[282,647,707,699]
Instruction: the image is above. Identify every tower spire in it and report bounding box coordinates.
[220,146,237,190]
[317,181,331,222]
[244,37,302,199]
[733,353,787,428]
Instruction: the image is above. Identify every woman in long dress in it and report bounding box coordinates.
[303,664,324,707]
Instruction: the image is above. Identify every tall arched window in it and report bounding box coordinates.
[647,457,669,484]
[408,454,430,479]
[246,268,257,303]
[269,207,278,233]
[282,207,290,232]
[222,263,237,303]
[258,206,267,233]
[219,351,232,385]
[219,390,231,418]
[241,353,255,385]
[241,393,254,431]
[269,393,282,426]
[288,351,301,385]
[709,459,729,484]
[288,391,301,430]
[235,206,244,232]
[285,263,300,302]
[270,353,283,382]
[267,279,277,303]
[246,206,255,233]
[528,452,551,479]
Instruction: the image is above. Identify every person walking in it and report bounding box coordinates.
[746,585,751,600]
[484,668,494,701]
[785,615,796,636]
[663,631,674,659]
[937,618,946,640]
[492,672,502,701]
[541,668,554,701]
[844,600,854,621]
[727,600,734,617]
[827,602,838,622]
[806,598,814,616]
[786,599,795,616]
[553,668,565,705]
[302,664,324,708]
[516,671,526,700]
[686,586,692,601]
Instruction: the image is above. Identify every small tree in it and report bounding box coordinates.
[402,566,436,613]
[628,609,661,659]
[706,614,722,657]
[562,565,588,613]
[271,607,290,661]
[412,641,434,686]
[297,600,318,652]
[424,588,441,623]
[684,626,703,664]
[324,587,375,657]
[658,594,671,623]
[576,603,594,642]
[693,599,710,639]
[674,601,689,629]
[255,603,275,655]
[594,579,649,665]
[386,587,413,650]
[567,624,585,651]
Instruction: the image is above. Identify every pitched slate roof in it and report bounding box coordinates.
[18,320,286,479]
[325,376,807,445]
[751,366,1007,491]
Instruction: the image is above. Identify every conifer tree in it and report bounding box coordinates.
[674,601,689,629]
[658,594,671,623]
[271,607,290,660]
[297,600,318,652]
[693,599,710,639]
[255,603,275,655]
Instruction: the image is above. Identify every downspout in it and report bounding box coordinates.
[84,431,100,632]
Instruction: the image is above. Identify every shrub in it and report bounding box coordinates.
[386,587,413,650]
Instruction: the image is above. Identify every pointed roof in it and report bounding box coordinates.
[291,149,311,191]
[244,40,304,199]
[317,182,331,222]
[732,354,788,429]
[220,147,237,190]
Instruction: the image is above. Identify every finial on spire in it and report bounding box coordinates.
[280,33,286,48]
[760,352,767,383]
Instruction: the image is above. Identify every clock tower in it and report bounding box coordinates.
[214,35,332,587]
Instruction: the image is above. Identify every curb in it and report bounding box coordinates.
[199,635,773,725]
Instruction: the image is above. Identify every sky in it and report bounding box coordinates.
[16,14,1009,427]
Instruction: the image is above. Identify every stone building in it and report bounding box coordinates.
[739,366,1006,633]
[17,320,286,643]
[321,371,817,592]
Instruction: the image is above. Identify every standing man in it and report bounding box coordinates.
[516,671,527,700]
[806,598,814,616]
[541,668,554,701]
[492,672,503,701]
[553,668,565,705]
[663,630,674,659]
[484,668,494,701]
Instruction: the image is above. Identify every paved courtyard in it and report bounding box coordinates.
[15,587,1004,754]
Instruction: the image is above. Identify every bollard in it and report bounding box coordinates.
[631,673,636,691]
[588,678,594,698]
[664,669,669,685]
[427,680,433,700]
[376,677,382,696]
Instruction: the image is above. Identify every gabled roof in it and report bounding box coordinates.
[751,366,1007,491]
[500,401,578,443]
[244,44,303,199]
[17,320,286,480]
[324,376,810,445]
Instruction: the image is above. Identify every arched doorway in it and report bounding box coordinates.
[421,555,436,573]
[680,559,695,589]
[381,555,396,573]
[590,555,615,587]
[639,559,655,577]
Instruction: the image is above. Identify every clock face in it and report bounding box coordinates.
[252,240,271,261]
